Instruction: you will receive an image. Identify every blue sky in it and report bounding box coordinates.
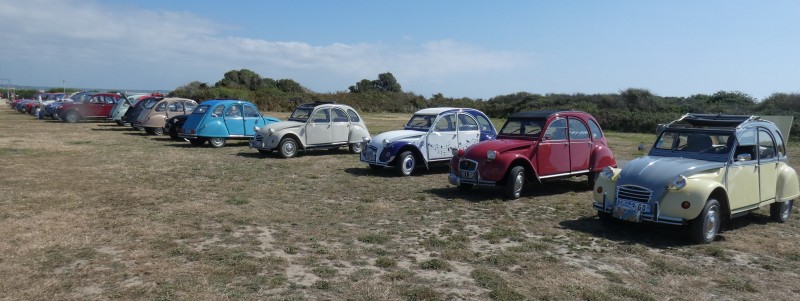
[1,0,798,100]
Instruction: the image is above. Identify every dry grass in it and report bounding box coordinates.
[1,107,799,300]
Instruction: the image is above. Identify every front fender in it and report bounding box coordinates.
[659,178,724,220]
[776,164,800,202]
[197,120,229,137]
[274,128,303,147]
[348,126,370,143]
[591,144,617,171]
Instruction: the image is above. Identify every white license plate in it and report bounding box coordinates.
[617,199,649,212]
[461,171,474,179]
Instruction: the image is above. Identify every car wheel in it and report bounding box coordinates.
[458,183,473,191]
[396,151,416,176]
[587,170,602,188]
[770,199,794,223]
[689,198,722,244]
[64,111,80,123]
[169,130,180,140]
[369,164,383,170]
[504,166,525,200]
[208,137,226,148]
[52,113,60,120]
[144,128,155,135]
[279,137,299,158]
[115,120,125,126]
[349,142,363,154]
[152,127,164,136]
[188,138,206,146]
[132,126,143,131]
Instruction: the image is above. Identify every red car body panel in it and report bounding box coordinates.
[58,93,121,119]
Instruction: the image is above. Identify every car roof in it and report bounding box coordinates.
[508,110,585,119]
[414,107,460,115]
[199,99,255,106]
[665,113,774,131]
[296,101,356,111]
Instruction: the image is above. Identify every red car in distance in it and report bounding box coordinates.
[449,110,617,199]
[57,93,123,123]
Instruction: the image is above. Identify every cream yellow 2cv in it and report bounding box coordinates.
[593,113,799,244]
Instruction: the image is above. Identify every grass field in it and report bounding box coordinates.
[1,106,799,300]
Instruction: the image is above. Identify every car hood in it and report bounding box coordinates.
[369,130,426,145]
[465,138,534,157]
[260,121,304,133]
[617,156,725,189]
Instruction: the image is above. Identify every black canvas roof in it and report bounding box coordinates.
[508,110,572,119]
[673,113,753,128]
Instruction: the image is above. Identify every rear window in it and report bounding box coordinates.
[193,105,209,114]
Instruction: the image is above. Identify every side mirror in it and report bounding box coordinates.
[736,153,752,162]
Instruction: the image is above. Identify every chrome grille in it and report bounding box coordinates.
[616,185,652,203]
[459,159,478,171]
[253,134,263,143]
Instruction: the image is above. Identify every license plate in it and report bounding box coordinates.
[460,170,474,179]
[617,199,649,211]
[612,199,649,222]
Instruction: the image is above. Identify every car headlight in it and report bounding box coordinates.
[601,166,615,179]
[668,175,687,190]
[363,137,370,143]
[487,150,498,160]
[268,128,275,135]
[254,126,261,132]
[382,139,389,146]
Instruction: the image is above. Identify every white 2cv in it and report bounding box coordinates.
[250,101,370,158]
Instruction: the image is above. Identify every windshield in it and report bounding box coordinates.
[499,118,546,138]
[289,107,313,122]
[405,114,436,130]
[193,105,209,114]
[653,130,734,157]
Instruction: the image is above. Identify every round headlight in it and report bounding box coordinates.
[601,166,614,179]
[254,126,261,132]
[268,128,275,135]
[487,150,497,160]
[668,175,687,190]
[382,139,389,146]
[362,137,370,143]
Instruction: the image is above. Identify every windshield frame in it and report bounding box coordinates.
[404,114,437,131]
[648,128,735,162]
[288,107,313,122]
[497,117,546,140]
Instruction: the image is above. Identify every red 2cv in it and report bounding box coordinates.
[449,110,617,199]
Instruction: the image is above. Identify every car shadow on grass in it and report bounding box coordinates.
[428,178,592,202]
[558,216,696,248]
[343,164,450,178]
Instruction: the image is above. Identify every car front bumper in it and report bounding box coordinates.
[593,193,685,225]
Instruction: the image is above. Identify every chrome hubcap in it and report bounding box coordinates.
[352,143,362,152]
[513,173,524,196]
[403,156,414,174]
[283,141,296,155]
[704,205,719,241]
[782,201,792,220]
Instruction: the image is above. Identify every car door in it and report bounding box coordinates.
[223,104,245,136]
[538,117,570,176]
[99,95,117,116]
[456,113,481,149]
[757,128,778,203]
[568,118,592,172]
[727,128,760,210]
[330,108,350,144]
[305,108,332,145]
[242,104,262,136]
[427,113,458,161]
[85,95,105,117]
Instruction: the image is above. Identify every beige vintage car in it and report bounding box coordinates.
[133,97,197,135]
[594,114,798,244]
[249,101,370,158]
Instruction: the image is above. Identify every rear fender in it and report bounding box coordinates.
[776,164,800,202]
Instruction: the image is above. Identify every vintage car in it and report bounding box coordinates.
[249,101,370,157]
[593,113,798,244]
[361,107,497,176]
[179,99,280,147]
[108,93,152,125]
[132,97,197,135]
[122,96,162,130]
[449,110,617,199]
[164,114,189,140]
[57,93,123,123]
[45,91,94,119]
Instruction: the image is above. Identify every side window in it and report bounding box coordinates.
[475,114,493,132]
[773,129,786,157]
[185,101,197,112]
[332,108,349,122]
[105,96,116,104]
[568,118,590,140]
[434,114,456,132]
[311,108,330,123]
[155,102,167,112]
[457,113,478,131]
[212,105,224,116]
[734,128,756,162]
[347,109,360,122]
[169,102,183,112]
[758,129,777,160]
[244,105,260,118]
[588,119,603,139]
[224,105,242,118]
[89,96,102,104]
[545,118,567,140]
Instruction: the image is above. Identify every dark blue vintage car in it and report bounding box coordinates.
[178,100,280,147]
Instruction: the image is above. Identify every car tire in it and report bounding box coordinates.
[689,198,722,244]
[369,164,383,170]
[396,151,416,176]
[504,166,526,200]
[348,142,363,154]
[189,138,206,146]
[152,127,164,136]
[770,199,794,223]
[208,137,226,148]
[278,137,299,158]
[64,111,80,123]
[115,120,125,126]
[169,131,180,140]
[458,184,473,191]
[132,126,143,131]
[144,128,155,135]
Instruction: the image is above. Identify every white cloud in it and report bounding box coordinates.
[0,0,530,97]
